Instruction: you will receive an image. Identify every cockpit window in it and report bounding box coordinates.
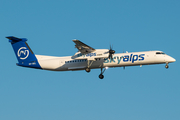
[156,52,166,55]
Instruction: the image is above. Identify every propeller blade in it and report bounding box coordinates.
[108,44,115,62]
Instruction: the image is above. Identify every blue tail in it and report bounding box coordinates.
[7,36,41,69]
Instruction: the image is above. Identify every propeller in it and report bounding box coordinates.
[108,44,115,60]
[123,49,125,70]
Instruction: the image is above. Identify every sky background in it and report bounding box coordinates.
[1,0,180,120]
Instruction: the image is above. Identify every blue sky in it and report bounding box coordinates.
[1,0,180,120]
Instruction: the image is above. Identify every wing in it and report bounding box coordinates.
[72,40,95,54]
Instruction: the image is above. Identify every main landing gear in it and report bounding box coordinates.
[87,60,94,68]
[85,59,107,79]
[85,68,91,72]
[85,60,94,73]
[99,67,107,79]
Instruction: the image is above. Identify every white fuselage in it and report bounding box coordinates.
[36,50,176,71]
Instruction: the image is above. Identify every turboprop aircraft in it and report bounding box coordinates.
[7,36,176,79]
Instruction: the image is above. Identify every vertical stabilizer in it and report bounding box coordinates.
[7,36,41,69]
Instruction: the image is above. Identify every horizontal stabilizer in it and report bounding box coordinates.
[6,36,27,43]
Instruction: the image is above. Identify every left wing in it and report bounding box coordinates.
[72,40,95,54]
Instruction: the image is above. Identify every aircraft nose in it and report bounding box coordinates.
[172,57,176,62]
[167,56,176,63]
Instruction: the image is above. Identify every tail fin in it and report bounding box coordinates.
[7,36,41,69]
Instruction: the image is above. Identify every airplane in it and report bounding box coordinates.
[7,36,176,79]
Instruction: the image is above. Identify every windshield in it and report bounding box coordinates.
[156,52,166,55]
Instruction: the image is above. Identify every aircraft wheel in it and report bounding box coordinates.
[99,74,104,79]
[165,64,169,69]
[85,68,91,72]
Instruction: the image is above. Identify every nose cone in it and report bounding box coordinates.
[167,56,176,63]
[172,57,176,62]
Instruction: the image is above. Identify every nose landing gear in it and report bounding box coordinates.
[99,74,104,79]
[165,63,169,69]
[99,67,107,79]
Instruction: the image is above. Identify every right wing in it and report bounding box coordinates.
[72,40,95,54]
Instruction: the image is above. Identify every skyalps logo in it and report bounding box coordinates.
[17,47,29,60]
